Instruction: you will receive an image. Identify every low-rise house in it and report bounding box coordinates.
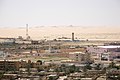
[80,78,92,80]
[0,60,20,71]
[68,72,84,79]
[0,60,42,71]
[87,45,120,61]
[69,52,91,63]
[1,74,18,80]
[15,39,31,44]
[106,68,120,80]
[0,38,15,44]
[57,76,67,80]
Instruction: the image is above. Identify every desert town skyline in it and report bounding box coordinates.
[0,0,120,80]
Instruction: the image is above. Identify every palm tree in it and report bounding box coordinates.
[108,61,115,69]
[95,64,101,70]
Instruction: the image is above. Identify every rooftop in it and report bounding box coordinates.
[98,46,120,48]
[69,52,85,54]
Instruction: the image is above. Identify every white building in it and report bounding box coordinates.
[0,51,4,57]
[0,38,15,44]
[15,40,31,44]
[87,45,120,61]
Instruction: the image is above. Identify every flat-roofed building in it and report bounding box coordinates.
[2,74,18,80]
[0,60,20,71]
[0,59,43,71]
[87,45,120,61]
[87,45,120,54]
[69,52,91,63]
[0,38,15,44]
[15,40,31,44]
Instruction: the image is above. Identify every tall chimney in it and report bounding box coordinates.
[72,32,74,41]
[26,24,28,38]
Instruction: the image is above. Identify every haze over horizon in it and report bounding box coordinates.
[0,26,120,40]
[0,0,120,27]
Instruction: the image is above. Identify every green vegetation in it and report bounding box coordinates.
[48,75,59,80]
[85,64,92,70]
[0,72,4,79]
[108,61,120,69]
[55,64,80,75]
[37,60,42,65]
[95,64,101,70]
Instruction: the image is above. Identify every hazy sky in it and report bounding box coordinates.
[0,0,120,27]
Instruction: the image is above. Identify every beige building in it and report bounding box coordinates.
[0,60,20,71]
[0,60,42,71]
[69,52,91,63]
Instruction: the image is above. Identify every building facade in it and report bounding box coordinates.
[87,46,120,61]
[69,52,91,63]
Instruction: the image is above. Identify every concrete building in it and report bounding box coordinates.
[0,38,15,44]
[69,52,85,62]
[87,45,120,54]
[0,60,20,71]
[0,60,42,71]
[87,45,120,61]
[2,74,18,80]
[106,69,120,80]
[15,40,31,44]
[69,52,91,63]
[0,51,4,57]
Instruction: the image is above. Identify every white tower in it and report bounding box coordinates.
[26,24,31,40]
[26,24,28,38]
